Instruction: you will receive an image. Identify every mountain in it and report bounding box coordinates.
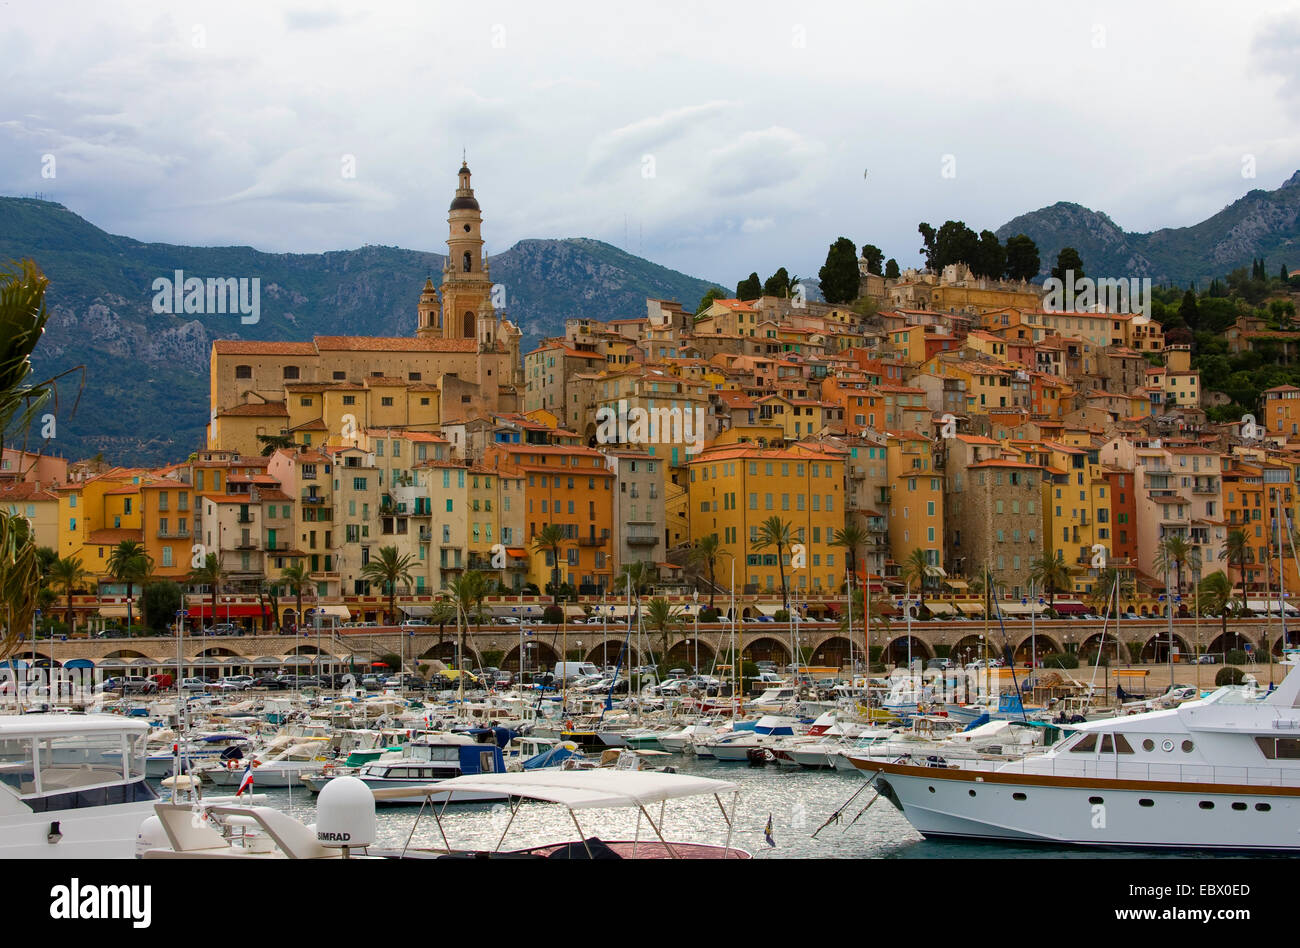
[996,170,1300,286]
[0,198,723,466]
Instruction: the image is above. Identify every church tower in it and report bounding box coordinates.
[428,160,494,340]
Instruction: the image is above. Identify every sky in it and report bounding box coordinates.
[2,0,1299,289]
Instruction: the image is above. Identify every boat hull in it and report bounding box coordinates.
[856,758,1300,850]
[0,799,157,859]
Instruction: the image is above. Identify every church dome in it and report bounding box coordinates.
[449,195,480,211]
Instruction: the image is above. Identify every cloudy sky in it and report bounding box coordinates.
[3,0,1299,287]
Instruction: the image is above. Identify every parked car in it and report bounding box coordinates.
[251,676,290,690]
[927,658,955,670]
[1196,654,1220,664]
[148,673,174,690]
[205,678,248,693]
[179,677,209,692]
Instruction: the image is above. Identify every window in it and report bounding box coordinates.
[283,366,300,380]
[235,365,252,379]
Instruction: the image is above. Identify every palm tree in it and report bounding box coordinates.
[1221,529,1252,612]
[256,433,297,456]
[615,560,653,597]
[840,587,890,664]
[751,516,794,612]
[687,535,721,610]
[48,556,89,634]
[188,553,226,634]
[831,524,867,590]
[1028,551,1071,611]
[360,545,417,625]
[644,596,682,667]
[532,524,567,605]
[1155,534,1201,606]
[106,540,153,637]
[278,562,311,633]
[0,261,63,658]
[446,570,490,673]
[1197,570,1234,646]
[430,601,457,644]
[899,548,939,608]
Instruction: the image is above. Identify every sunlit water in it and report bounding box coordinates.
[156,757,1256,859]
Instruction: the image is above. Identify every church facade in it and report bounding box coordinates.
[207,162,524,456]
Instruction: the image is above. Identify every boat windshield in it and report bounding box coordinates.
[1197,686,1262,706]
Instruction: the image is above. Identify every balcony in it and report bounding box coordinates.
[419,528,432,542]
[301,494,325,505]
[156,527,190,539]
[237,514,255,524]
[627,535,659,547]
[235,541,258,551]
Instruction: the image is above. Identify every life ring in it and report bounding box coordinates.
[226,759,238,770]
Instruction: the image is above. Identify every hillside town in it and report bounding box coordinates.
[5,163,1299,671]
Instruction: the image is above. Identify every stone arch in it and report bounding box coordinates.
[665,638,715,671]
[418,641,482,669]
[1205,630,1254,655]
[582,640,640,668]
[882,635,933,666]
[463,310,475,337]
[809,635,853,669]
[498,640,559,676]
[741,636,791,664]
[1140,632,1194,663]
[1012,632,1062,665]
[952,634,989,665]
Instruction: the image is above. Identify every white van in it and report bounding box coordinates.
[553,662,600,682]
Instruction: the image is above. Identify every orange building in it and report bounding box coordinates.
[483,443,616,595]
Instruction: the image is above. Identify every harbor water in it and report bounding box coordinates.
[161,756,1263,859]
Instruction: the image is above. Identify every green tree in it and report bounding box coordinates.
[736,272,762,301]
[1029,551,1071,610]
[762,267,794,297]
[831,525,867,587]
[972,230,1005,280]
[751,516,794,612]
[1196,570,1234,645]
[614,560,653,598]
[532,524,567,605]
[361,545,417,625]
[884,258,900,280]
[107,540,154,637]
[1178,289,1200,330]
[918,223,937,269]
[1155,534,1200,603]
[1051,247,1085,283]
[695,286,726,315]
[256,433,297,456]
[644,596,682,667]
[48,555,90,634]
[0,261,62,657]
[1003,233,1041,281]
[188,552,226,634]
[929,221,981,272]
[446,570,489,672]
[818,237,861,304]
[859,244,884,276]
[277,562,310,632]
[141,580,183,634]
[1221,529,1252,609]
[687,534,721,611]
[900,548,940,607]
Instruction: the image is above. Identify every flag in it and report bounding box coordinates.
[235,761,254,797]
[764,813,775,847]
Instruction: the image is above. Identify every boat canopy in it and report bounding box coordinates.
[370,770,739,809]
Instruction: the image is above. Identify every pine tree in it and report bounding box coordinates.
[1051,247,1085,284]
[860,244,884,276]
[1003,234,1041,281]
[818,237,861,304]
[736,272,762,301]
[885,258,900,280]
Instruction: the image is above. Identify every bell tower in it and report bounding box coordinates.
[429,159,494,340]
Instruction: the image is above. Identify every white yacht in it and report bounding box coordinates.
[0,713,158,858]
[851,662,1300,850]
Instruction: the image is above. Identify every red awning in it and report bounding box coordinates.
[1053,602,1088,615]
[188,605,268,619]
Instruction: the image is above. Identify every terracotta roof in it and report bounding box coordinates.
[220,402,289,417]
[314,336,483,352]
[213,341,317,355]
[86,528,144,544]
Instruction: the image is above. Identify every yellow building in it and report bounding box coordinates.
[884,432,943,579]
[687,444,846,596]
